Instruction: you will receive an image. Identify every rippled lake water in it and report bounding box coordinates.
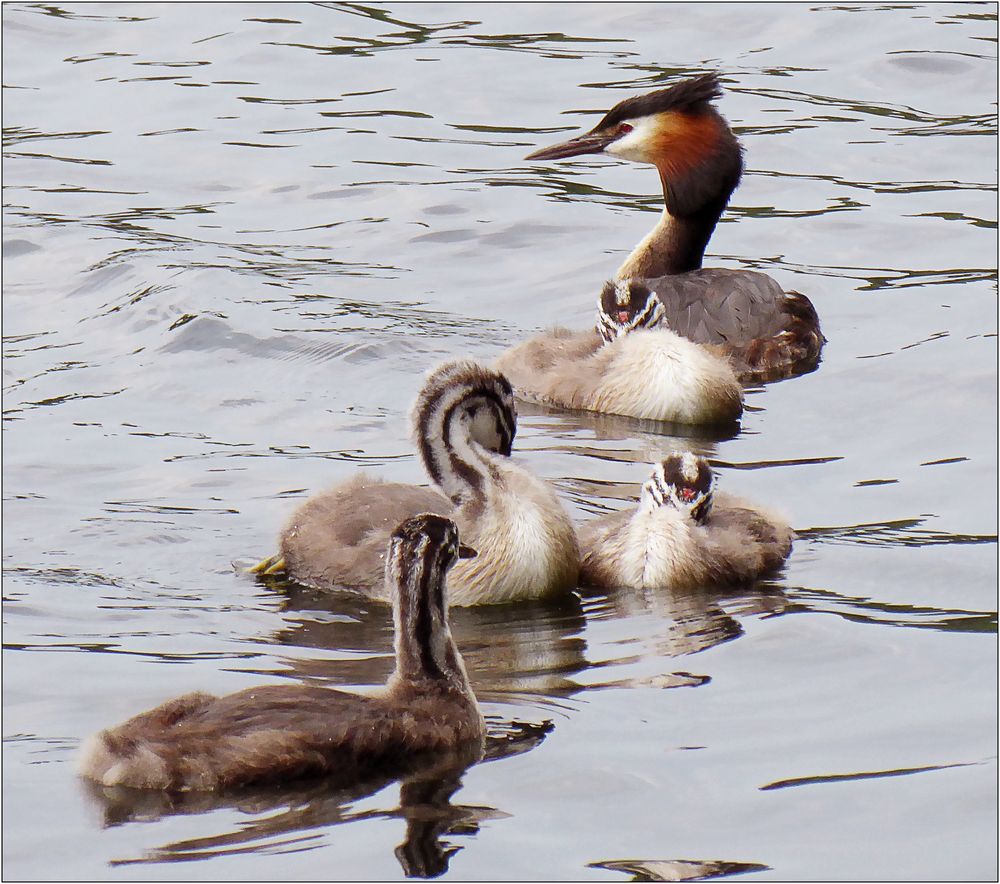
[3,2,997,880]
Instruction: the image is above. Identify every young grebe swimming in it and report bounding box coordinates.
[496,279,743,425]
[579,452,793,589]
[252,360,579,605]
[79,514,485,791]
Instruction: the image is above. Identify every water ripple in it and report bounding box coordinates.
[798,517,997,548]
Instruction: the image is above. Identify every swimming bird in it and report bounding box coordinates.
[525,73,824,382]
[496,278,743,425]
[78,514,486,791]
[578,452,793,589]
[252,360,579,605]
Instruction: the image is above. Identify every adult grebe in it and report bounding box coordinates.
[252,360,579,605]
[79,514,485,791]
[526,73,824,382]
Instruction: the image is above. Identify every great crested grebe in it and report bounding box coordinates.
[526,73,824,382]
[79,514,485,791]
[496,278,742,425]
[578,452,793,589]
[251,359,579,606]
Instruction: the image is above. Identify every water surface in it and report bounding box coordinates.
[2,2,997,880]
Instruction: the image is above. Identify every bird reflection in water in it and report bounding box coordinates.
[581,577,789,687]
[84,718,553,877]
[260,563,788,705]
[590,857,770,882]
[262,582,592,710]
[515,398,744,449]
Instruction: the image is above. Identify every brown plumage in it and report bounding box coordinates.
[525,72,825,382]
[78,514,485,791]
[279,474,451,592]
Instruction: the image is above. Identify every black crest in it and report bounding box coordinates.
[593,72,724,132]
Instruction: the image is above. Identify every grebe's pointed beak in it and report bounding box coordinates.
[525,130,616,161]
[458,544,478,559]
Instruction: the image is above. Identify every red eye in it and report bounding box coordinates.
[619,123,634,135]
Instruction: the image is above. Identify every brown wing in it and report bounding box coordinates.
[495,327,623,411]
[707,492,794,573]
[640,269,824,381]
[496,328,601,392]
[89,685,479,790]
[281,474,452,594]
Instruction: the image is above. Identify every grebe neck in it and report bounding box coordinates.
[388,535,471,693]
[615,179,726,279]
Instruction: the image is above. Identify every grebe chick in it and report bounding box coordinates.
[495,279,742,426]
[79,514,485,791]
[253,360,579,606]
[526,73,824,382]
[579,452,793,589]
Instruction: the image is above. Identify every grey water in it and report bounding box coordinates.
[2,2,997,880]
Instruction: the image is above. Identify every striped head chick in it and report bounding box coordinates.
[639,452,716,525]
[411,359,579,604]
[596,278,666,344]
[411,360,517,506]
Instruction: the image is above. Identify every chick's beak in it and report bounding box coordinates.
[458,544,478,559]
[525,130,617,161]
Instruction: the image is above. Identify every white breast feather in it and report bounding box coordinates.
[618,509,692,588]
[591,329,740,423]
[449,463,577,605]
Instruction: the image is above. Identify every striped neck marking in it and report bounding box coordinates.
[387,514,470,686]
[413,361,517,506]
